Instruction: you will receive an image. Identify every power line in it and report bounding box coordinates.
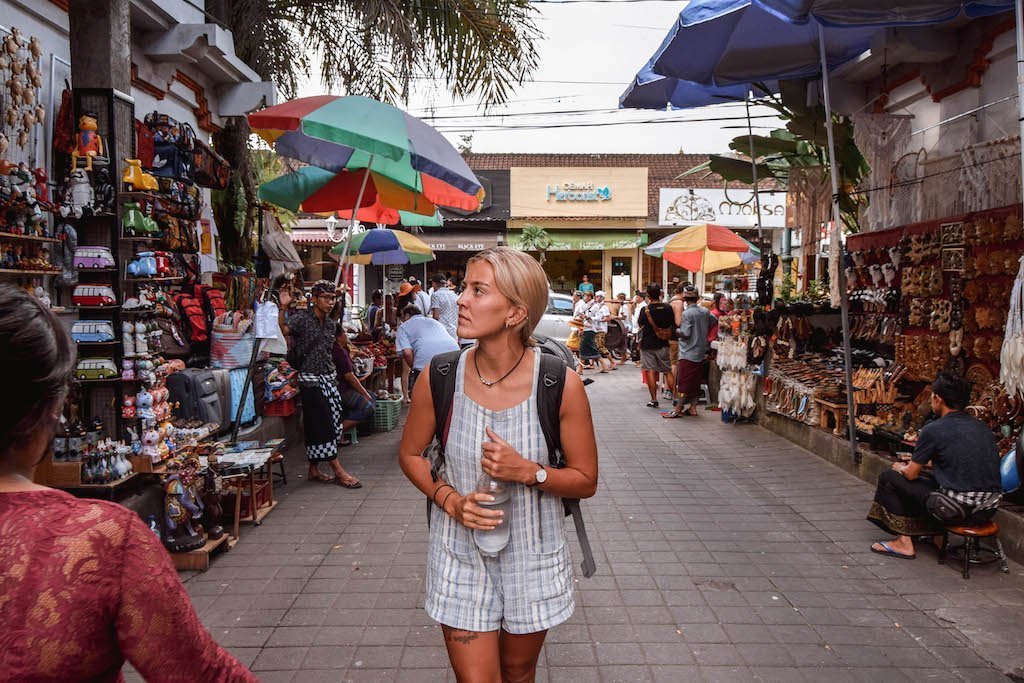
[416,105,768,121]
[432,116,780,131]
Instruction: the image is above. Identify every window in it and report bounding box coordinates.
[546,296,575,316]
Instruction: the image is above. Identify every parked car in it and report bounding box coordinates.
[72,285,118,307]
[533,291,575,344]
[75,358,119,381]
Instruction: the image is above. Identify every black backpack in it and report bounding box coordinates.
[427,346,597,578]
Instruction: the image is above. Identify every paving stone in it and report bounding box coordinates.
[177,369,1020,680]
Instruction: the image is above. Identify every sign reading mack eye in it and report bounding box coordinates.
[546,182,612,202]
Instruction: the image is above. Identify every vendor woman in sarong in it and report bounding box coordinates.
[867,372,1001,559]
[278,280,362,488]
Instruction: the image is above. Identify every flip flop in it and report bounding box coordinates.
[661,411,686,419]
[870,541,915,560]
[309,473,335,483]
[335,477,363,489]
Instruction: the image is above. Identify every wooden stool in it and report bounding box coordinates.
[814,399,848,436]
[270,446,287,486]
[939,520,1009,579]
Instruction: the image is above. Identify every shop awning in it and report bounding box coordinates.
[290,229,335,245]
[508,230,648,251]
[420,231,501,252]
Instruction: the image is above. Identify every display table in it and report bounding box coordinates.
[204,446,279,541]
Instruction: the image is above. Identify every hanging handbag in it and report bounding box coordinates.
[135,119,155,168]
[155,318,191,358]
[193,139,230,189]
[643,306,675,342]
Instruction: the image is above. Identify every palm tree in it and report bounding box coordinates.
[207,0,542,265]
[518,223,552,264]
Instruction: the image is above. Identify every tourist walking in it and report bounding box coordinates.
[0,285,256,681]
[396,304,459,396]
[278,280,361,488]
[398,247,598,682]
[638,283,675,408]
[429,272,460,339]
[664,286,714,418]
[591,291,615,372]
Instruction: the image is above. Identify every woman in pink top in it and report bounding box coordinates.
[0,284,255,683]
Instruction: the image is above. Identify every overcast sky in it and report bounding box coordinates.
[296,1,782,154]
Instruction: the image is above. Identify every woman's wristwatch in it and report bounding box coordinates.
[527,466,548,487]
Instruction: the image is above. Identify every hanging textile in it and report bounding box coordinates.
[852,113,913,233]
[960,136,1021,215]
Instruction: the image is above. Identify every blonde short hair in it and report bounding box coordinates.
[467,247,549,346]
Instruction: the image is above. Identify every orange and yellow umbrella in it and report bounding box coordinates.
[645,224,760,273]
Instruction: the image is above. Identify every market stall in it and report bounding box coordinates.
[763,204,1024,469]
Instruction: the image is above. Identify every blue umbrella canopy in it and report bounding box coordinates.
[648,0,877,87]
[756,0,1013,27]
[642,0,1013,88]
[620,59,773,110]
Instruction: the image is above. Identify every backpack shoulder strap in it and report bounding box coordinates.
[536,351,567,468]
[535,351,597,578]
[427,348,466,481]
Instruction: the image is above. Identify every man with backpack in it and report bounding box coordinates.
[277,280,361,488]
[638,283,676,408]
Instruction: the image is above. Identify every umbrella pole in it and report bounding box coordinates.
[335,156,375,288]
[745,95,764,244]
[1016,0,1024,206]
[819,25,860,465]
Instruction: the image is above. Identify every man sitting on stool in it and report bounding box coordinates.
[867,372,1002,560]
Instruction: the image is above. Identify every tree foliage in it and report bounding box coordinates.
[682,79,869,233]
[518,223,552,263]
[225,0,542,105]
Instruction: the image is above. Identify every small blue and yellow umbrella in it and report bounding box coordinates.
[329,228,435,265]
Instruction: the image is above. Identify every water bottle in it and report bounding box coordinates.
[473,473,511,557]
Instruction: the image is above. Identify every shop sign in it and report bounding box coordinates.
[426,240,488,251]
[659,188,787,228]
[385,264,405,280]
[546,182,612,203]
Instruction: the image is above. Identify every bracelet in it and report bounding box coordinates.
[432,484,453,506]
[440,489,457,512]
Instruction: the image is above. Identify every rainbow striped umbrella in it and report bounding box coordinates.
[329,228,435,265]
[258,166,441,228]
[645,224,760,274]
[249,95,483,211]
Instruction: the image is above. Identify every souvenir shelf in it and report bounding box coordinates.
[0,268,57,275]
[0,233,60,243]
[65,87,136,443]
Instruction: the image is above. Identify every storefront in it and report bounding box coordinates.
[507,166,648,294]
[656,187,788,296]
[1,0,288,569]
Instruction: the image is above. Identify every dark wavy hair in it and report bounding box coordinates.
[0,285,75,460]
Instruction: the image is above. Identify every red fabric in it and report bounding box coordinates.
[703,224,750,251]
[247,94,339,132]
[0,489,256,682]
[676,358,703,397]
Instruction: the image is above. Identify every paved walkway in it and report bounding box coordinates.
[173,367,1024,682]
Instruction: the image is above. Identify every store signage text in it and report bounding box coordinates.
[425,242,488,252]
[546,182,612,203]
[659,188,787,228]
